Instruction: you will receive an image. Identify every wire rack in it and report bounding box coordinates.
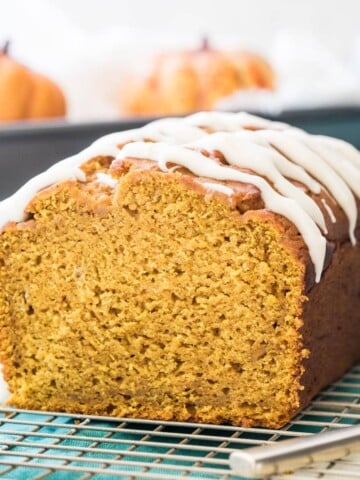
[0,364,358,480]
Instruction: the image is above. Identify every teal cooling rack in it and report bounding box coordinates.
[0,364,358,480]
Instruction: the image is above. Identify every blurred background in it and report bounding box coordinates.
[1,0,360,122]
[1,0,360,197]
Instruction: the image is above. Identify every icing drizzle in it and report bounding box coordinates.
[118,141,327,281]
[0,111,359,283]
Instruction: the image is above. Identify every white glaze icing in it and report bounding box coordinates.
[185,111,289,132]
[262,130,357,245]
[189,132,327,233]
[249,131,321,194]
[0,111,359,283]
[0,144,119,227]
[96,172,118,188]
[317,135,360,169]
[321,198,337,224]
[118,141,327,282]
[302,136,360,198]
[200,182,234,196]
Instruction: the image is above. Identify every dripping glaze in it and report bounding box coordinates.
[0,111,359,283]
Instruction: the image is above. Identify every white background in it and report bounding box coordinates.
[50,0,359,57]
[1,0,360,120]
[4,0,358,57]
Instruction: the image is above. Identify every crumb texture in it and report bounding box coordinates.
[0,170,330,428]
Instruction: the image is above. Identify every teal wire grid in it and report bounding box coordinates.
[0,364,358,480]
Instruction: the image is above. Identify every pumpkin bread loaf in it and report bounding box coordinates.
[0,112,359,428]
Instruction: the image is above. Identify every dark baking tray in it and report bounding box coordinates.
[0,107,360,200]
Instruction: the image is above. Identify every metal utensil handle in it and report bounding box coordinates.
[230,424,360,478]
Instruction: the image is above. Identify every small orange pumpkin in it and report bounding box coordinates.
[119,39,275,117]
[0,42,66,122]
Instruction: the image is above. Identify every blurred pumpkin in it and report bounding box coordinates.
[119,39,275,117]
[0,42,66,122]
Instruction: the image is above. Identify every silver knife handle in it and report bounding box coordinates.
[230,424,360,478]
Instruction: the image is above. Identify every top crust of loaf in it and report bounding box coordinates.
[1,111,359,285]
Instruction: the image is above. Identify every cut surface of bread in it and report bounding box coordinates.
[1,171,307,428]
[0,111,359,428]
